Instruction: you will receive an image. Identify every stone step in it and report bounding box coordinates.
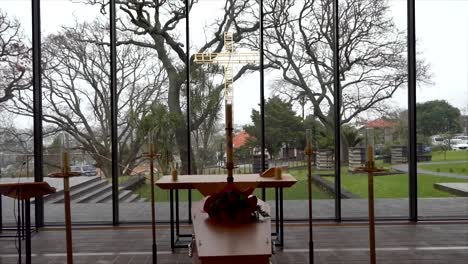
[43,176,101,203]
[74,184,112,203]
[121,193,140,203]
[94,188,130,203]
[47,180,108,204]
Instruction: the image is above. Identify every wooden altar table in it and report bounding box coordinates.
[156,173,296,250]
[0,182,56,264]
[190,199,271,264]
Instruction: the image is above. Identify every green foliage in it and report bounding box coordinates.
[139,103,179,175]
[234,143,254,161]
[244,96,304,158]
[416,100,462,137]
[342,125,363,148]
[302,115,334,150]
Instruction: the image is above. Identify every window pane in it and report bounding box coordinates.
[263,0,336,219]
[116,1,188,222]
[338,0,409,219]
[0,0,34,226]
[416,0,468,219]
[41,0,111,223]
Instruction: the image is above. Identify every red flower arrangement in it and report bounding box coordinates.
[203,183,258,224]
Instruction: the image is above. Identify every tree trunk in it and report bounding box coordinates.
[167,72,198,175]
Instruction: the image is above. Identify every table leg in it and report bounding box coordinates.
[17,197,22,264]
[169,189,174,251]
[0,195,3,233]
[175,189,180,236]
[25,199,31,264]
[188,189,192,224]
[275,187,279,237]
[22,200,25,239]
[280,188,284,247]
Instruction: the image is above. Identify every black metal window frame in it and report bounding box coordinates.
[24,0,464,227]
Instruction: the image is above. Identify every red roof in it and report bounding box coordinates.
[233,131,251,149]
[365,119,398,128]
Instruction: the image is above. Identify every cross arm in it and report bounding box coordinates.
[194,51,259,65]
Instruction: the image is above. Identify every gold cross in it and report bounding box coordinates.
[194,32,258,103]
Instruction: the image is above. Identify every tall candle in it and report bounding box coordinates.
[61,132,70,174]
[226,102,234,181]
[305,129,313,155]
[367,144,374,163]
[148,130,154,155]
[226,103,233,127]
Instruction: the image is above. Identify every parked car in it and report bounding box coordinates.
[70,164,97,176]
[431,135,446,146]
[452,143,468,151]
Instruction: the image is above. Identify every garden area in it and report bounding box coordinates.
[132,150,467,201]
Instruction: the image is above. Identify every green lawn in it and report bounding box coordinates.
[134,161,468,201]
[134,176,205,202]
[323,169,468,198]
[431,150,468,162]
[419,163,468,176]
[135,170,333,201]
[105,175,132,185]
[254,168,333,200]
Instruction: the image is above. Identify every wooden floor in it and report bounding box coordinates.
[0,222,467,263]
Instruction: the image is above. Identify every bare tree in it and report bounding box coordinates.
[190,72,224,173]
[0,10,31,104]
[262,0,430,129]
[9,19,168,177]
[82,0,262,173]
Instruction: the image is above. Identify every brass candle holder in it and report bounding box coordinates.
[144,132,160,264]
[353,129,387,264]
[226,102,234,183]
[304,129,314,264]
[48,134,80,264]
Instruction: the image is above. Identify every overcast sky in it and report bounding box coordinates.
[1,0,467,127]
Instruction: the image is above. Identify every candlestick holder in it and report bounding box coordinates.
[143,132,160,264]
[353,129,388,264]
[304,129,314,264]
[48,133,80,264]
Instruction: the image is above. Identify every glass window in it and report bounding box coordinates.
[0,0,34,227]
[262,0,336,219]
[41,0,111,223]
[338,0,410,219]
[416,0,468,219]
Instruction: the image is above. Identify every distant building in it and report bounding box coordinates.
[360,118,400,144]
[233,130,251,149]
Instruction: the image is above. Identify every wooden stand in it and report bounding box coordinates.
[191,200,271,264]
[354,145,387,264]
[48,151,80,264]
[226,103,234,183]
[0,182,56,264]
[304,136,314,264]
[144,142,159,264]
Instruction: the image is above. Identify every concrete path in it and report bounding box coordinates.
[434,183,468,196]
